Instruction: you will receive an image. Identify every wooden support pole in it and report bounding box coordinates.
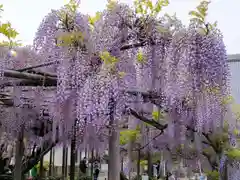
[70,120,77,180]
[108,96,120,180]
[14,126,24,180]
[49,149,53,176]
[62,144,67,180]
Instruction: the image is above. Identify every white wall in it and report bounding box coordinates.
[229,59,240,103]
[43,145,86,166]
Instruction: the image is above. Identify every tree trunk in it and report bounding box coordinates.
[70,120,77,180]
[127,138,134,179]
[52,148,55,176]
[108,129,120,180]
[49,149,53,176]
[78,150,82,177]
[65,147,68,178]
[62,144,67,180]
[39,157,44,179]
[137,148,141,180]
[147,150,152,178]
[90,149,94,179]
[108,96,120,180]
[14,127,24,180]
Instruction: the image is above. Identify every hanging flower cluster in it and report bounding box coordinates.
[0,0,233,162]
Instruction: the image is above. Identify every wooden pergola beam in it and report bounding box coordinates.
[2,69,57,85]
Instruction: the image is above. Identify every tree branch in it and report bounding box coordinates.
[16,40,148,74]
[129,108,168,131]
[3,69,56,85]
[125,90,166,109]
[0,79,56,88]
[186,125,218,154]
[202,151,218,171]
[137,132,164,151]
[17,60,58,72]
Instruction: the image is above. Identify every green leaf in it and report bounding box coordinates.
[146,0,153,11]
[136,49,146,63]
[0,4,3,11]
[133,0,169,16]
[232,103,240,121]
[100,51,118,64]
[208,21,218,31]
[154,0,169,14]
[221,95,234,105]
[152,111,159,121]
[119,129,140,145]
[107,0,118,10]
[157,25,168,33]
[135,4,144,14]
[188,11,204,21]
[118,71,126,78]
[226,148,240,160]
[89,11,102,26]
[64,0,80,14]
[189,0,211,28]
[57,31,84,47]
[205,170,219,180]
[140,160,147,166]
[0,22,19,39]
[190,17,204,26]
[197,27,207,35]
[197,1,210,16]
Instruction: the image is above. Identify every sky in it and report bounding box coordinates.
[0,0,240,54]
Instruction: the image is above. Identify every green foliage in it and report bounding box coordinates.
[152,110,165,121]
[0,4,3,13]
[100,51,118,65]
[140,159,147,167]
[35,161,49,172]
[106,0,118,11]
[99,50,120,73]
[133,0,169,17]
[225,148,240,160]
[206,170,219,180]
[0,22,18,39]
[189,1,210,23]
[202,146,215,155]
[120,127,140,145]
[118,71,126,78]
[189,0,217,34]
[221,95,234,106]
[88,11,102,30]
[232,103,240,121]
[152,111,159,121]
[57,31,84,47]
[211,132,229,152]
[136,49,146,63]
[64,0,80,14]
[78,175,91,180]
[0,4,21,47]
[56,0,85,47]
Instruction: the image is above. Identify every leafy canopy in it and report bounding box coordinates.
[0,4,21,47]
[120,126,141,145]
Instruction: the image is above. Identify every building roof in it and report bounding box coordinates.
[228,54,240,62]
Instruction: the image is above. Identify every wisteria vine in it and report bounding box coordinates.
[0,0,237,178]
